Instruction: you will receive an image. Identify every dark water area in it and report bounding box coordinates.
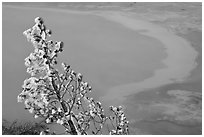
[2,4,201,135]
[2,5,165,124]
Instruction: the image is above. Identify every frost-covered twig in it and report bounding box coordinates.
[17,17,129,135]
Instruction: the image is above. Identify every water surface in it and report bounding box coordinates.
[2,5,166,122]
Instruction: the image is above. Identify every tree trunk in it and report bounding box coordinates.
[68,120,78,135]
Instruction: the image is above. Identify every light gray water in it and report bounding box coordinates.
[2,5,201,135]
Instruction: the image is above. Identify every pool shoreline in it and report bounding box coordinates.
[98,12,198,102]
[4,4,199,104]
[2,3,201,135]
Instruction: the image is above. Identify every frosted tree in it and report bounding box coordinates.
[17,17,129,135]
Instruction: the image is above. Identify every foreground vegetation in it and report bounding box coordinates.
[2,119,47,135]
[17,17,129,135]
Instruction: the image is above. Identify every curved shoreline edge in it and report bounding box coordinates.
[98,12,198,102]
[4,5,198,102]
